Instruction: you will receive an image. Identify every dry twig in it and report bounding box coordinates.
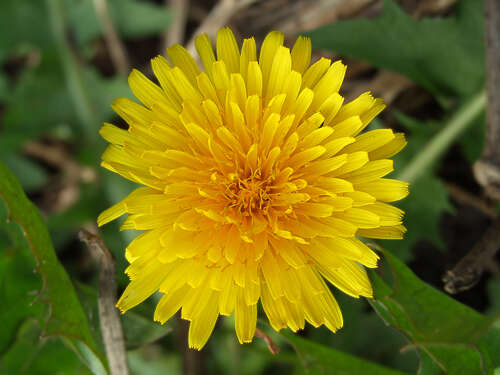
[474,0,500,200]
[443,218,500,294]
[92,0,130,76]
[79,228,130,375]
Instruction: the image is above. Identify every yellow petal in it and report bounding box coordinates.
[154,284,190,323]
[308,61,346,115]
[362,202,404,226]
[341,159,394,184]
[357,225,407,239]
[302,57,330,89]
[112,97,155,127]
[195,33,216,79]
[150,56,182,111]
[240,37,257,80]
[355,178,410,202]
[369,132,407,160]
[235,288,257,344]
[246,61,263,97]
[342,129,395,154]
[318,258,373,298]
[334,207,380,229]
[266,46,292,100]
[216,27,240,73]
[291,35,311,74]
[188,294,219,349]
[166,44,201,86]
[259,30,284,91]
[116,261,167,312]
[128,69,166,109]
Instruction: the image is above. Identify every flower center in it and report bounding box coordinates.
[225,171,272,216]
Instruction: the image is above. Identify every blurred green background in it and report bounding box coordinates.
[1,0,499,374]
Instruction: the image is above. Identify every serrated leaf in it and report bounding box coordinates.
[0,161,108,374]
[307,0,484,99]
[369,251,500,375]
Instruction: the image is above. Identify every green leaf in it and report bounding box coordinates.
[70,0,172,45]
[307,0,484,99]
[281,331,412,375]
[370,250,500,374]
[305,294,419,372]
[0,205,44,354]
[0,161,108,374]
[1,319,93,375]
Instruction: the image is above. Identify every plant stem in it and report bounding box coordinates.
[397,90,486,183]
[46,0,98,143]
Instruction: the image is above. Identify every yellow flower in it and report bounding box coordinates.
[98,27,409,349]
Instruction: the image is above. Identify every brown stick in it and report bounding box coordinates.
[164,0,190,51]
[474,0,500,200]
[79,228,130,375]
[92,0,130,76]
[443,218,500,294]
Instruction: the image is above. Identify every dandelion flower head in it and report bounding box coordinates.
[98,27,409,349]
